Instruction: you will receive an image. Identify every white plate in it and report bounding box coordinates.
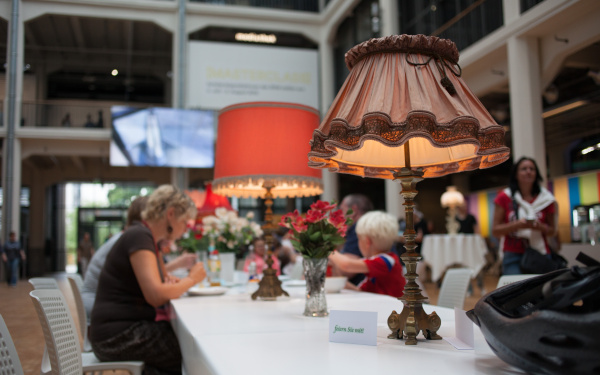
[187,286,229,296]
[283,279,306,287]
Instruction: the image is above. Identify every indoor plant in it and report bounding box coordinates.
[279,200,352,316]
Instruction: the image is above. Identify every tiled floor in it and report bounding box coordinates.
[0,272,499,374]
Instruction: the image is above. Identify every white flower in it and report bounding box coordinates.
[246,212,255,219]
[215,207,229,219]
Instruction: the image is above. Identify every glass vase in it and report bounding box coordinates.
[303,257,328,317]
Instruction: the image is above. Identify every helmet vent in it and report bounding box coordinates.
[539,334,582,348]
[528,352,573,369]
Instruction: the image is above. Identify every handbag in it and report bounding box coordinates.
[519,240,567,274]
[511,198,567,274]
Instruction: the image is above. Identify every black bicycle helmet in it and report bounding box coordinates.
[467,262,600,375]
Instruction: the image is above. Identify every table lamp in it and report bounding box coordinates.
[196,183,234,219]
[213,102,323,300]
[308,34,509,344]
[440,186,465,234]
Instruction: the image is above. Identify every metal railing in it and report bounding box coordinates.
[188,0,320,12]
[17,101,113,128]
[400,0,504,52]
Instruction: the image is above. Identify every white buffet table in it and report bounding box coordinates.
[170,284,523,375]
[421,234,488,282]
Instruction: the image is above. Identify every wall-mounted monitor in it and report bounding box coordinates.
[110,106,215,168]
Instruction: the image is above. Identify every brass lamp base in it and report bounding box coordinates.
[387,167,442,345]
[251,265,289,300]
[251,184,289,301]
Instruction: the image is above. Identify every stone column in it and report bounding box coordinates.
[507,35,547,179]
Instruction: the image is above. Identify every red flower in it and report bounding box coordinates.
[291,214,308,232]
[305,208,326,223]
[310,200,337,212]
[328,209,346,228]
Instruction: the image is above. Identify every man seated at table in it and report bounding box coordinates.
[328,211,406,298]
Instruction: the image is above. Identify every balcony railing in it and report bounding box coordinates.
[0,100,145,129]
[189,0,321,12]
[400,0,504,52]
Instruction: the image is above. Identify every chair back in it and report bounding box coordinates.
[67,274,92,352]
[29,277,60,290]
[437,268,472,309]
[0,314,25,375]
[496,274,539,289]
[29,289,83,375]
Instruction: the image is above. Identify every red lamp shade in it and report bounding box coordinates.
[197,183,233,218]
[213,102,323,198]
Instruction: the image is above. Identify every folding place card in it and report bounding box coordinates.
[443,307,475,350]
[329,310,377,346]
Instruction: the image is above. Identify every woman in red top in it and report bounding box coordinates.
[492,157,557,275]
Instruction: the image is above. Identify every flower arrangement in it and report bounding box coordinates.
[279,200,352,258]
[201,207,263,253]
[178,220,206,253]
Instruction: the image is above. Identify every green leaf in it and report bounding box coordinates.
[309,231,322,241]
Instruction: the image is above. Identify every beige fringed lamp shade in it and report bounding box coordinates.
[308,34,510,178]
[213,102,323,199]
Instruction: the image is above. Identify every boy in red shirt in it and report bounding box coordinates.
[328,211,406,298]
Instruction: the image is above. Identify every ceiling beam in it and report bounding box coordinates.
[69,17,87,50]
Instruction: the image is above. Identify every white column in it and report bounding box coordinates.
[380,0,403,219]
[379,0,399,37]
[2,0,25,239]
[502,0,521,25]
[171,168,189,190]
[507,36,547,179]
[318,33,339,203]
[7,139,22,235]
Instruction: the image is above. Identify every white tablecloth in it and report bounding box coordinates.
[421,234,488,282]
[170,284,522,375]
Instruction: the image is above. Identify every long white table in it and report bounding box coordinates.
[421,234,488,282]
[170,285,523,375]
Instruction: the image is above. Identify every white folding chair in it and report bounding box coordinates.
[0,313,25,375]
[437,268,472,309]
[67,274,92,352]
[30,289,144,375]
[496,274,540,289]
[28,277,60,290]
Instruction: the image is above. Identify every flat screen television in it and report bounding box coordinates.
[110,106,215,168]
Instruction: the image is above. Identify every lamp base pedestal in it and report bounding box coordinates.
[251,184,289,301]
[251,267,289,300]
[387,254,442,345]
[387,167,442,345]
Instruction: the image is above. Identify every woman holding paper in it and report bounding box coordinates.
[492,157,557,275]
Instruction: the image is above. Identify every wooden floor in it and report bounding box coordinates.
[0,272,499,374]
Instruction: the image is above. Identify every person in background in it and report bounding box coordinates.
[78,232,94,279]
[328,211,406,298]
[333,193,373,285]
[457,202,479,234]
[492,157,557,275]
[90,185,206,375]
[84,113,95,127]
[82,196,148,319]
[243,236,281,276]
[61,113,72,127]
[1,231,26,287]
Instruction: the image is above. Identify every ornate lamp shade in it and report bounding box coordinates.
[308,34,509,177]
[213,102,323,198]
